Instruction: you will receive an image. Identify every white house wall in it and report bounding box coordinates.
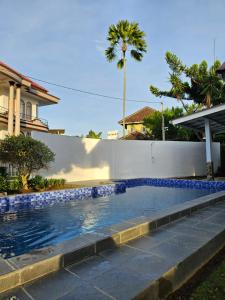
[32,132,221,182]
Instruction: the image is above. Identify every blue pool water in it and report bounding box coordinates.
[0,186,216,258]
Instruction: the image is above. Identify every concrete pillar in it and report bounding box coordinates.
[204,118,214,180]
[14,84,21,136]
[7,81,15,136]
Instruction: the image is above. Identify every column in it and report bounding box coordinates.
[204,118,214,180]
[7,81,15,135]
[14,84,21,136]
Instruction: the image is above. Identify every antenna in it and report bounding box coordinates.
[213,38,216,63]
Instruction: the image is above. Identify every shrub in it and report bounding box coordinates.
[0,176,9,192]
[28,175,48,191]
[28,176,66,191]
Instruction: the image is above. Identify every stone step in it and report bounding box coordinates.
[1,200,225,299]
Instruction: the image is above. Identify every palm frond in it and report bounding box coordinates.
[130,50,143,61]
[117,58,124,69]
[105,47,116,62]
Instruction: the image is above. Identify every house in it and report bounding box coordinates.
[118,106,155,139]
[0,61,59,139]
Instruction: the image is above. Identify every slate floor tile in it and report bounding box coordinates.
[0,259,14,276]
[126,229,176,252]
[100,245,143,266]
[88,266,152,300]
[207,212,225,225]
[123,252,172,278]
[67,256,113,282]
[0,288,31,300]
[149,240,193,265]
[25,269,82,300]
[57,282,112,300]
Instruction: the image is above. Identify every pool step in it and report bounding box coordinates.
[0,191,225,295]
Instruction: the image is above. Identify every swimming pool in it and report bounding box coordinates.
[0,185,216,258]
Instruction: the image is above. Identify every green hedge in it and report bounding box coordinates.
[0,175,66,193]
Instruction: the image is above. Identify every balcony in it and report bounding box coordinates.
[0,106,49,132]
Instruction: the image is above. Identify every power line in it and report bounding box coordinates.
[26,75,162,105]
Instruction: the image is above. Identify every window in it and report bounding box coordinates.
[26,102,32,120]
[20,100,26,119]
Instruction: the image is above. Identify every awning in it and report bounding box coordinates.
[171,103,225,133]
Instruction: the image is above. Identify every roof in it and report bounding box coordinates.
[171,103,225,133]
[48,129,65,134]
[216,62,225,73]
[120,131,149,140]
[0,61,48,93]
[118,106,156,125]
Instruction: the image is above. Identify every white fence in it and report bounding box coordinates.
[32,132,221,182]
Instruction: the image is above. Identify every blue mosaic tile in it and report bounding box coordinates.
[0,183,126,213]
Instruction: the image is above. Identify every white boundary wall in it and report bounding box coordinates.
[32,132,221,182]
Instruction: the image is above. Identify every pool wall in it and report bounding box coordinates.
[1,178,225,214]
[119,178,225,190]
[0,183,126,213]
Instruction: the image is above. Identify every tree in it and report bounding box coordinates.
[0,135,55,190]
[105,20,147,136]
[150,52,225,109]
[86,130,102,139]
[143,106,197,141]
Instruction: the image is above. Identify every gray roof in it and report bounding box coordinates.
[171,103,225,133]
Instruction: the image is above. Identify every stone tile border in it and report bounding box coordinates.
[1,190,225,294]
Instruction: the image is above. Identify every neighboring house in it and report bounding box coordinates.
[118,106,155,139]
[0,61,59,139]
[48,129,65,135]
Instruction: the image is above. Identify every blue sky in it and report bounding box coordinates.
[0,0,225,136]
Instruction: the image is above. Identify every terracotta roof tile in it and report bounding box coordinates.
[120,131,149,140]
[0,60,48,93]
[118,106,156,125]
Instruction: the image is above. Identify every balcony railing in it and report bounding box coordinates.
[0,105,8,115]
[0,106,48,127]
[20,113,48,127]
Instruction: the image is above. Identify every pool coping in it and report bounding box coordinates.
[1,189,225,294]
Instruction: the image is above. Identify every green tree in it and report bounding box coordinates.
[105,20,147,136]
[86,130,102,139]
[0,135,55,190]
[150,52,225,109]
[143,107,197,141]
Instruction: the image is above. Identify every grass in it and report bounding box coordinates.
[189,260,225,300]
[167,246,225,300]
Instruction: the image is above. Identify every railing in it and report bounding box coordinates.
[0,105,8,115]
[0,106,48,127]
[20,113,48,127]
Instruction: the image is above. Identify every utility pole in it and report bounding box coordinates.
[122,56,127,137]
[161,102,165,141]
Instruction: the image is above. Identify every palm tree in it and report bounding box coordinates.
[105,20,147,137]
[86,130,102,139]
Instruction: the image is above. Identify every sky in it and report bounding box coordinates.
[0,0,225,137]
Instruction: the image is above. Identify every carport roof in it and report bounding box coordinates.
[171,103,225,133]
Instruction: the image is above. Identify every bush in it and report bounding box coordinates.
[28,175,49,191]
[28,176,66,191]
[8,178,22,192]
[0,176,9,192]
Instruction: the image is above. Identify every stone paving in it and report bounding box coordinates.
[1,201,225,300]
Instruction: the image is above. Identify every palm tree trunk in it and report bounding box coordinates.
[177,96,188,112]
[206,92,211,108]
[122,52,127,137]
